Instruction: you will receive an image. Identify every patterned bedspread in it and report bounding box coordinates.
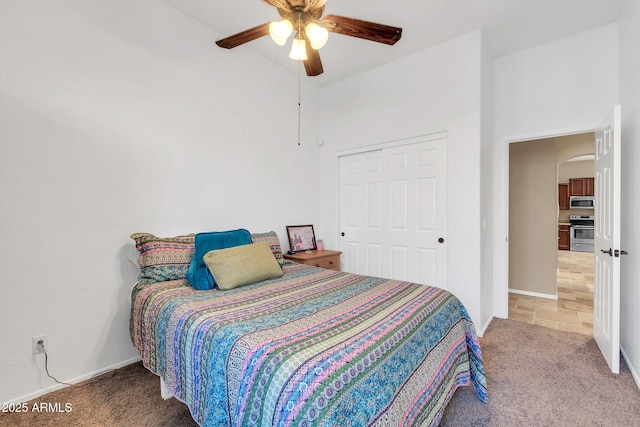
[130,262,487,427]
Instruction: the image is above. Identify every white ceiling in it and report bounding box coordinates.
[162,0,622,86]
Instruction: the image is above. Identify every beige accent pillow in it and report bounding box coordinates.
[203,241,284,290]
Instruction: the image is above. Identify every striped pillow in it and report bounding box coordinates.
[131,233,195,283]
[251,231,285,266]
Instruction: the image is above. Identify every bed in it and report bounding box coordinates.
[129,231,487,426]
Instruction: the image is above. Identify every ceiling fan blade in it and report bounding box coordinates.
[304,44,324,76]
[322,15,402,45]
[215,23,271,49]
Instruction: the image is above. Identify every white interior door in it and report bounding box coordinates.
[339,136,447,289]
[593,105,622,374]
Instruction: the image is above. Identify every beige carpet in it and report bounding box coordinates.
[441,319,639,426]
[2,319,638,426]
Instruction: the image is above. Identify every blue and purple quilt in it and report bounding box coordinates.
[130,262,487,426]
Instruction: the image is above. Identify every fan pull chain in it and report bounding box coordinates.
[297,60,302,146]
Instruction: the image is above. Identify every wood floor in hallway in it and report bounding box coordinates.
[509,250,594,336]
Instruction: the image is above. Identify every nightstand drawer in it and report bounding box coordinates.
[283,250,342,271]
[310,255,340,270]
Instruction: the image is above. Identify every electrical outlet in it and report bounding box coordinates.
[32,334,48,355]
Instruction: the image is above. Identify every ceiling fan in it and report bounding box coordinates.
[215,0,403,77]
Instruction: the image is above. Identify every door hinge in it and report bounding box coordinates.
[614,249,629,257]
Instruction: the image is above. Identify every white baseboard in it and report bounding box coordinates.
[477,316,494,337]
[3,356,141,405]
[160,376,174,400]
[620,345,640,391]
[508,288,558,300]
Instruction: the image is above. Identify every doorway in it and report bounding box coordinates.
[507,133,595,335]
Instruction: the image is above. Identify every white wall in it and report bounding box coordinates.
[318,32,484,329]
[0,0,322,404]
[480,37,495,331]
[618,0,640,387]
[492,23,619,317]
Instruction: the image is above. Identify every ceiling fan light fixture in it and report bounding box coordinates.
[305,22,329,50]
[289,36,308,61]
[269,19,293,46]
[308,0,328,8]
[215,0,403,77]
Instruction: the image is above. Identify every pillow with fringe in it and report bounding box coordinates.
[131,233,195,283]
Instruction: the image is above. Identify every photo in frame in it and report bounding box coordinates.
[286,225,317,252]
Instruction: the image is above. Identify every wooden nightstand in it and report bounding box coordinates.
[283,250,342,271]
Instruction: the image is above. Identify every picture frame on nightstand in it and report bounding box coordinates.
[286,224,316,252]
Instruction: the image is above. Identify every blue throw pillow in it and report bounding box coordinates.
[186,229,252,290]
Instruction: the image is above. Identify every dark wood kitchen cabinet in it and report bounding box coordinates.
[558,224,570,250]
[558,183,570,210]
[585,177,595,196]
[569,177,595,196]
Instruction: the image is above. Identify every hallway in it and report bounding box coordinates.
[508,250,594,336]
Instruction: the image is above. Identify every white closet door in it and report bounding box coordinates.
[339,136,447,289]
[339,149,385,277]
